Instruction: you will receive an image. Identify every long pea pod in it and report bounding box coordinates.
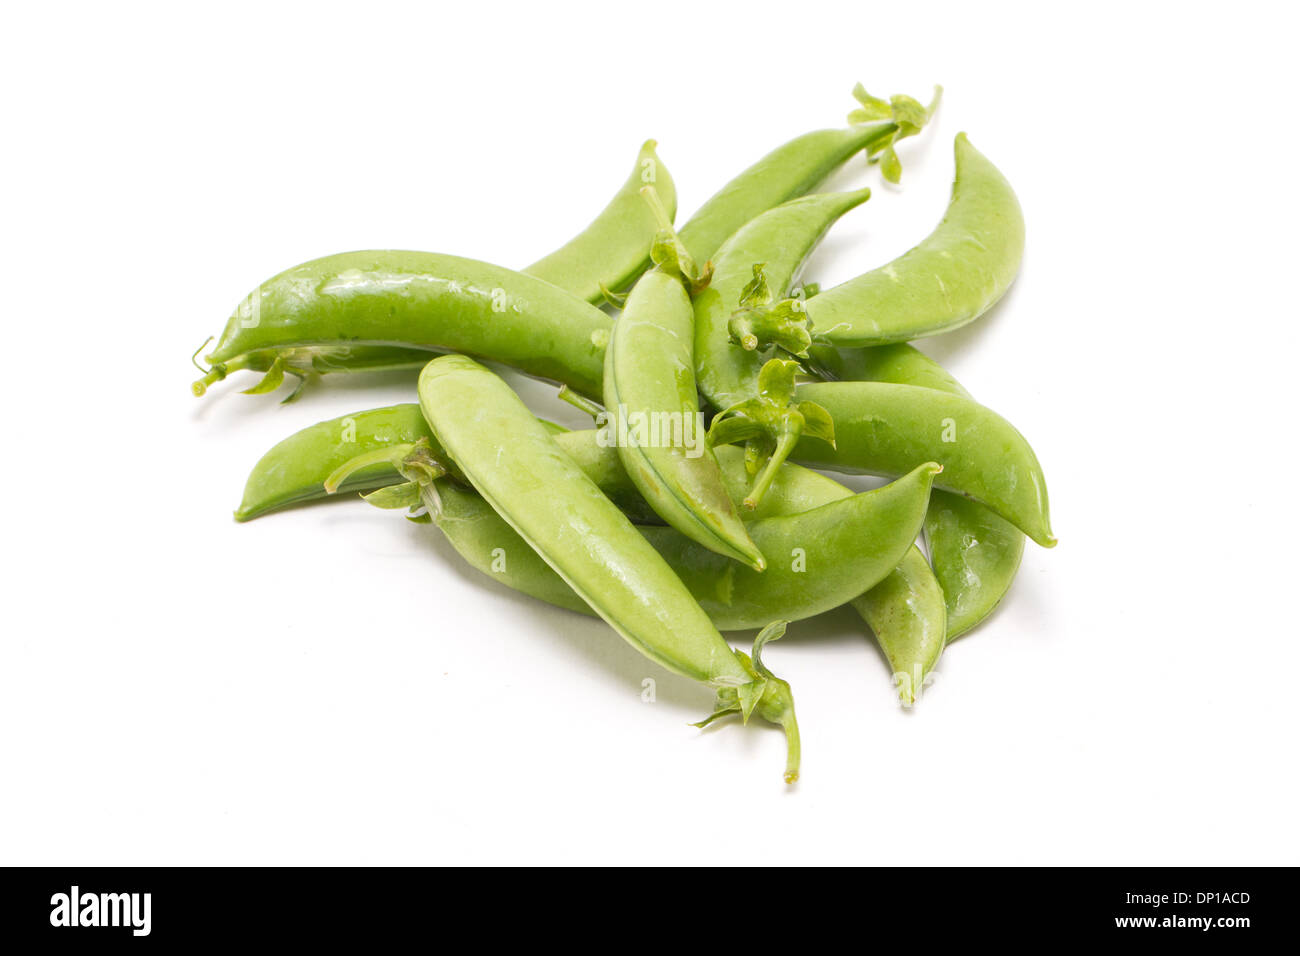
[602,194,764,570]
[414,354,800,782]
[802,134,1025,347]
[792,380,1055,548]
[194,140,676,401]
[524,139,676,304]
[676,85,939,266]
[815,344,1027,638]
[193,251,612,400]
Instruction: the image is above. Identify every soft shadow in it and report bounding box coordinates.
[394,516,713,717]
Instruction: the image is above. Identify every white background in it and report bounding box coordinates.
[2,1,1296,865]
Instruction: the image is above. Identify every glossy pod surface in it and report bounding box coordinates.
[808,134,1024,346]
[793,380,1055,547]
[694,190,872,411]
[524,140,676,303]
[205,251,612,397]
[605,268,763,569]
[417,354,748,685]
[818,344,1027,638]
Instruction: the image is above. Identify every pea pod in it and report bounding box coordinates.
[416,354,800,782]
[693,190,872,413]
[813,344,1027,638]
[427,456,939,631]
[524,139,676,304]
[234,403,659,525]
[194,251,612,400]
[716,445,947,704]
[802,134,1025,347]
[792,380,1055,548]
[677,85,938,265]
[604,260,763,570]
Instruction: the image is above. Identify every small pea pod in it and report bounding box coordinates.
[416,354,800,782]
[524,139,676,304]
[677,84,938,265]
[604,262,764,569]
[235,403,661,525]
[792,380,1055,548]
[693,190,872,412]
[714,444,947,702]
[814,344,1027,638]
[802,134,1025,347]
[194,251,612,400]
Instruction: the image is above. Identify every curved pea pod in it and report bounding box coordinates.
[194,251,612,400]
[432,454,938,631]
[693,190,873,413]
[642,462,938,630]
[235,404,436,521]
[417,354,800,782]
[604,268,764,570]
[793,380,1055,548]
[677,84,939,265]
[804,134,1025,347]
[814,343,1029,637]
[524,139,676,304]
[234,403,661,525]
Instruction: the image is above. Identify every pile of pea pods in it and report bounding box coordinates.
[193,85,1053,783]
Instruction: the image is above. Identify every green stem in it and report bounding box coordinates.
[780,708,801,785]
[324,443,417,494]
[744,425,801,509]
[558,385,605,420]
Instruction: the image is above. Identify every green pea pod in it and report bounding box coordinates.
[430,456,939,631]
[804,134,1025,347]
[234,403,659,525]
[524,139,676,304]
[693,190,872,413]
[641,462,938,630]
[813,344,1027,638]
[677,84,938,265]
[195,251,612,400]
[417,354,800,782]
[793,380,1055,548]
[604,267,765,570]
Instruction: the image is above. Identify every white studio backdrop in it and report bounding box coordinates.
[1,1,1296,865]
